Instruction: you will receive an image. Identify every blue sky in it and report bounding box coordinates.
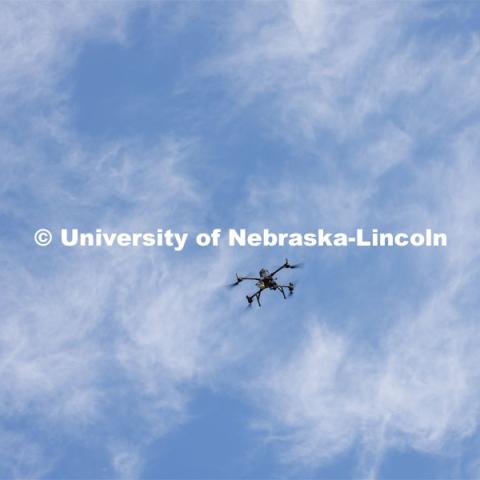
[1,2,480,479]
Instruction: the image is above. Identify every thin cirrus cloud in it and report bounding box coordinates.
[0,3,246,477]
[2,1,480,479]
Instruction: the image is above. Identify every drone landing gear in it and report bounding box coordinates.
[277,283,294,299]
[246,290,263,307]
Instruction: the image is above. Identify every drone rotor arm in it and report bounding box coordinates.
[229,274,261,288]
[270,259,289,276]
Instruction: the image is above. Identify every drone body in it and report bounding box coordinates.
[230,259,301,306]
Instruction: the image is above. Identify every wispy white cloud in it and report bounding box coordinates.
[0,1,132,102]
[0,432,52,480]
[0,134,249,475]
[110,443,143,480]
[3,1,480,478]
[0,2,246,477]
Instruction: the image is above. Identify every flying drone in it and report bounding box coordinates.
[229,258,302,307]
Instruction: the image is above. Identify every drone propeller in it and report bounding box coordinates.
[287,262,304,269]
[227,273,242,288]
[284,258,304,270]
[228,273,257,288]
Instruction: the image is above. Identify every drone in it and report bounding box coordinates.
[229,259,302,307]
